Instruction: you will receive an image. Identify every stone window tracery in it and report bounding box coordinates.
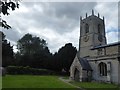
[99,62,107,76]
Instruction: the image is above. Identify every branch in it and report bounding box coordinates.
[1,19,11,29]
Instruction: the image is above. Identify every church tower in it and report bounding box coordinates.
[79,10,107,57]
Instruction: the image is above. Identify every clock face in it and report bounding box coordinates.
[98,34,103,42]
[83,35,89,42]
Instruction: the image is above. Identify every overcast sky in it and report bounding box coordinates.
[1,1,119,53]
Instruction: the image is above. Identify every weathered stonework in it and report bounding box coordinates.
[70,10,120,85]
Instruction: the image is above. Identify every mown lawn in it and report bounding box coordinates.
[2,75,75,88]
[2,75,120,89]
[0,76,2,89]
[70,81,120,89]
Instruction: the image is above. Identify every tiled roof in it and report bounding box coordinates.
[76,53,92,71]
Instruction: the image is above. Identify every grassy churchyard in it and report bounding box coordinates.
[70,81,120,89]
[0,76,2,89]
[2,75,75,88]
[2,75,120,89]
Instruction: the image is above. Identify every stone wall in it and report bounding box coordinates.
[89,57,119,84]
[71,12,120,84]
[89,45,119,58]
[89,61,99,81]
[70,56,82,81]
[80,47,98,57]
[70,55,92,82]
[118,61,120,84]
[105,45,119,55]
[0,32,2,76]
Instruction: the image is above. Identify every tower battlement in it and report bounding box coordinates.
[80,10,104,21]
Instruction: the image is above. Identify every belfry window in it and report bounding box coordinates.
[99,62,107,76]
[98,24,101,34]
[85,23,89,34]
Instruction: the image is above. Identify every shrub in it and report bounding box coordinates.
[6,66,56,75]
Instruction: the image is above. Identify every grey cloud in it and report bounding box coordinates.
[3,2,118,53]
[2,28,21,43]
[118,2,120,28]
[40,2,97,33]
[46,2,97,19]
[16,2,97,34]
[2,2,98,52]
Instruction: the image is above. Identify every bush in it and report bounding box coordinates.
[6,66,56,75]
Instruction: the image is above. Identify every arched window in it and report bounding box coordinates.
[85,23,89,34]
[98,24,101,34]
[99,62,107,76]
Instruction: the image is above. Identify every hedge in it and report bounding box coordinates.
[6,66,56,75]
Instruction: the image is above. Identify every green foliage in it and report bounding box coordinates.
[1,20,11,29]
[2,32,77,75]
[2,32,14,67]
[52,43,77,72]
[6,66,56,75]
[2,75,75,88]
[16,33,51,68]
[1,0,20,29]
[17,33,48,55]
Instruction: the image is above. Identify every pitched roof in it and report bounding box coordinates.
[91,41,120,50]
[76,53,92,71]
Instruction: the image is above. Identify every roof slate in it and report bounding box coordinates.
[76,53,92,71]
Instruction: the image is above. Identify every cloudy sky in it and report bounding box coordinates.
[1,0,119,53]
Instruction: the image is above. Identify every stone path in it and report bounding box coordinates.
[59,77,85,90]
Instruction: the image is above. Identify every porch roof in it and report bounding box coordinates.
[77,53,92,71]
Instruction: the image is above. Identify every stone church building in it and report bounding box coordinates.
[70,10,120,84]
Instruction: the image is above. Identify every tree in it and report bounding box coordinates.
[16,33,51,68]
[2,31,14,67]
[52,43,77,73]
[1,0,20,29]
[17,33,48,55]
